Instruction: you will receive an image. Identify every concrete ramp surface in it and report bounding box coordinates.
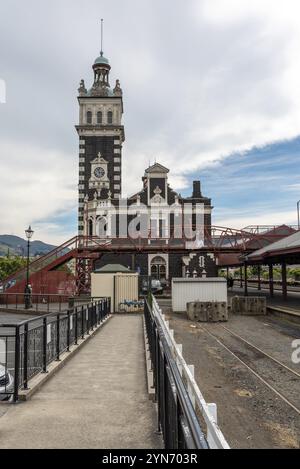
[0,315,162,449]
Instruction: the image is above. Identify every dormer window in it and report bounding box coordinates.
[107,111,113,124]
[97,111,102,124]
[87,111,92,124]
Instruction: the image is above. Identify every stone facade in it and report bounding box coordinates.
[77,50,216,282]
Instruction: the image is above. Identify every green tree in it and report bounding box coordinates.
[288,268,300,281]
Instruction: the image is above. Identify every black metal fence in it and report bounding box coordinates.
[0,298,110,402]
[0,293,72,312]
[144,298,208,450]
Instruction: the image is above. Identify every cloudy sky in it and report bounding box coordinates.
[0,0,300,244]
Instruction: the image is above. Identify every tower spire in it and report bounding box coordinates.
[100,18,104,57]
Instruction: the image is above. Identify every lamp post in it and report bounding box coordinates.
[297,200,300,230]
[24,225,34,309]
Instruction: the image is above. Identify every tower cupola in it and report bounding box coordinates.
[93,52,111,88]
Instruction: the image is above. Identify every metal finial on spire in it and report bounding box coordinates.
[100,19,104,56]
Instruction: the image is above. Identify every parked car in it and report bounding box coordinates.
[0,364,14,401]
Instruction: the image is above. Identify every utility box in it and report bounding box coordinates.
[172,278,227,313]
[91,264,140,313]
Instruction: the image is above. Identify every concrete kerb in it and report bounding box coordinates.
[142,316,155,402]
[267,306,300,324]
[16,314,112,402]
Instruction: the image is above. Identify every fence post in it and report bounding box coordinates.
[13,326,20,402]
[81,305,84,339]
[96,301,98,324]
[67,309,70,352]
[91,304,94,331]
[207,403,218,449]
[156,328,162,433]
[23,323,29,390]
[101,300,104,322]
[87,306,90,335]
[42,317,47,373]
[56,314,60,361]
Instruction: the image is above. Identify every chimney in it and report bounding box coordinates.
[192,180,202,198]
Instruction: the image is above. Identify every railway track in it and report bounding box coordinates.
[198,324,300,416]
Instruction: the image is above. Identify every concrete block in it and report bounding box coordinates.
[231,296,266,315]
[187,301,228,322]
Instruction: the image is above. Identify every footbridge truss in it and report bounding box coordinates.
[1,225,293,296]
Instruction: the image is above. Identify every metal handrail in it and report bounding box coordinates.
[0,293,70,297]
[150,295,230,449]
[0,296,108,327]
[144,297,209,449]
[0,298,111,401]
[159,326,209,449]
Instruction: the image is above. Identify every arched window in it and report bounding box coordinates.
[97,111,102,124]
[86,111,92,124]
[150,256,167,281]
[107,111,113,124]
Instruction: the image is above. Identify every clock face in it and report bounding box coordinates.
[94,167,105,179]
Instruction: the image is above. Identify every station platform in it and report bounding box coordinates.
[229,286,300,320]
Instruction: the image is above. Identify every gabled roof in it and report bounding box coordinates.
[94,264,135,273]
[145,163,169,174]
[243,224,296,251]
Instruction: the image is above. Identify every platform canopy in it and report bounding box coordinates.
[246,230,300,265]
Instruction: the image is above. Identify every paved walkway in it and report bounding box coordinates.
[0,315,162,449]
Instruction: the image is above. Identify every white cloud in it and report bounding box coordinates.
[286,184,300,192]
[119,0,300,195]
[215,209,298,230]
[0,140,77,244]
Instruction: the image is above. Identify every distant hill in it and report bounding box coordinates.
[0,235,57,257]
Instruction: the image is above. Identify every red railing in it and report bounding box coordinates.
[0,227,293,293]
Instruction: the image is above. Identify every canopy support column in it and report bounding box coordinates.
[282,261,287,301]
[269,264,274,298]
[257,265,261,291]
[244,262,248,297]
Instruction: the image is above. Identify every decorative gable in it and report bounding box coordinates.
[150,186,166,205]
[91,152,108,165]
[145,163,169,174]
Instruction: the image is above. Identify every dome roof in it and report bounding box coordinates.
[94,53,110,66]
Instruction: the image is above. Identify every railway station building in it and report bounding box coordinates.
[76,48,217,282]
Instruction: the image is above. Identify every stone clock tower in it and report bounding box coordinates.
[76,47,125,235]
